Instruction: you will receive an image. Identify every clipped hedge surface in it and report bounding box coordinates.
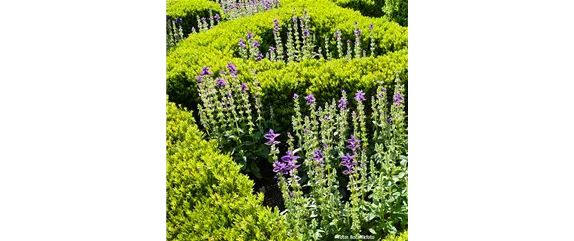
[166,0,222,34]
[382,230,408,241]
[166,99,291,241]
[166,0,408,109]
[169,48,407,129]
[330,0,385,17]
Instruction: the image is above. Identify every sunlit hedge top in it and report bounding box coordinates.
[166,99,290,240]
[166,0,222,34]
[166,0,407,83]
[167,0,407,111]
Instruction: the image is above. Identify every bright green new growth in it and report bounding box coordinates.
[166,98,290,241]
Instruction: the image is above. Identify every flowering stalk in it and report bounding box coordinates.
[273,19,284,62]
[324,36,332,60]
[369,23,375,57]
[354,22,362,59]
[209,9,215,28]
[335,30,343,59]
[292,16,300,61]
[286,24,294,63]
[346,40,352,61]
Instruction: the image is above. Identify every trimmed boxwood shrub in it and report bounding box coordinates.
[330,0,385,17]
[383,230,408,241]
[166,0,222,35]
[383,0,408,26]
[166,98,291,241]
[166,0,407,111]
[168,49,407,129]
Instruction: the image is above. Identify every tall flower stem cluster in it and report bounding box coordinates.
[196,63,277,178]
[267,83,408,239]
[237,11,377,63]
[166,16,184,51]
[218,0,280,20]
[353,22,362,59]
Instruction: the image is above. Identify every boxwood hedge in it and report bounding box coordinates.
[166,0,222,35]
[329,0,385,17]
[166,99,291,241]
[166,0,407,113]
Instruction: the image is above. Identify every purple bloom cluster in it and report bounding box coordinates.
[238,38,246,48]
[253,40,260,48]
[273,150,301,174]
[215,14,220,21]
[273,19,280,32]
[338,98,347,109]
[264,129,280,145]
[293,93,299,99]
[166,15,171,21]
[394,92,404,105]
[241,83,248,92]
[200,66,213,75]
[215,78,226,87]
[176,18,183,24]
[196,76,204,83]
[201,17,206,22]
[269,46,276,51]
[354,90,366,102]
[305,93,315,105]
[341,153,357,175]
[247,31,253,40]
[313,149,325,166]
[354,27,361,37]
[346,135,361,152]
[226,62,237,75]
[369,24,374,31]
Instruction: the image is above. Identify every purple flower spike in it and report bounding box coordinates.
[200,66,213,75]
[241,83,248,92]
[176,18,183,24]
[293,93,299,99]
[167,15,171,21]
[239,38,246,48]
[305,93,315,105]
[292,17,297,23]
[346,39,351,43]
[335,31,340,40]
[338,97,348,110]
[354,90,366,101]
[247,31,253,40]
[394,92,404,105]
[253,40,260,48]
[354,27,361,37]
[227,62,237,75]
[369,24,374,31]
[281,150,300,163]
[313,149,325,165]
[196,76,204,83]
[257,52,263,61]
[387,116,392,124]
[215,14,220,21]
[215,78,227,87]
[269,46,276,51]
[191,27,196,32]
[264,129,281,145]
[273,161,287,174]
[201,17,206,21]
[346,135,361,151]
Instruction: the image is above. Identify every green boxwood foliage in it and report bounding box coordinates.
[330,0,385,17]
[166,0,222,34]
[166,99,291,241]
[383,230,408,241]
[166,0,407,110]
[383,0,408,26]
